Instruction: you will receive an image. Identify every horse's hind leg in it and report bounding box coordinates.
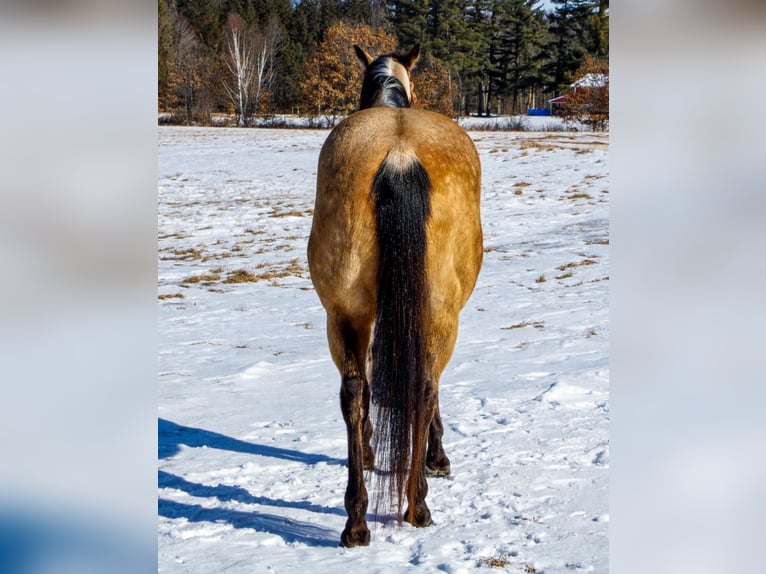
[425,312,460,477]
[405,378,437,527]
[426,396,451,477]
[330,317,373,547]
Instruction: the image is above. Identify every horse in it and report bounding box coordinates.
[307,44,483,547]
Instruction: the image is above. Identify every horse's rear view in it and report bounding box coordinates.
[307,45,482,547]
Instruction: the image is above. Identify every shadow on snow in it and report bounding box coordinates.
[158,498,338,548]
[158,418,345,548]
[158,418,345,465]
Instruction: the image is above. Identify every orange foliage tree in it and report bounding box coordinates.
[411,56,456,117]
[561,56,609,131]
[300,22,397,120]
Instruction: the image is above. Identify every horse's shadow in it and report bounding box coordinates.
[158,418,345,548]
[158,418,345,465]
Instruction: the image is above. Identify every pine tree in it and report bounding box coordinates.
[584,0,608,59]
[424,1,489,115]
[387,0,429,49]
[319,0,343,38]
[342,0,389,25]
[177,0,225,53]
[543,0,594,95]
[489,0,546,115]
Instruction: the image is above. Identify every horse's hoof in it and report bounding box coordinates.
[404,506,432,528]
[340,526,370,547]
[425,463,451,477]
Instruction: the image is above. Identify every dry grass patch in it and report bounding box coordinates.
[271,209,305,218]
[223,259,307,285]
[502,320,545,330]
[478,554,512,568]
[159,247,202,261]
[159,232,190,240]
[557,259,598,271]
[158,293,185,300]
[223,269,261,283]
[180,272,221,286]
[519,138,555,152]
[561,192,592,201]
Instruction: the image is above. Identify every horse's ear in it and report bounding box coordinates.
[401,44,420,70]
[354,45,374,67]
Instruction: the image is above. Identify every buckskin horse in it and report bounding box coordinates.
[307,45,483,547]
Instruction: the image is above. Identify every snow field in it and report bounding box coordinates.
[158,126,608,573]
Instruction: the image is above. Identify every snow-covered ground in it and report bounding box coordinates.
[158,126,609,573]
[164,113,587,133]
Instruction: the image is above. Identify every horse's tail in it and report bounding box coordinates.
[370,147,431,523]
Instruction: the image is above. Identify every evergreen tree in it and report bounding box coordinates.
[489,0,546,114]
[341,0,388,26]
[319,0,343,38]
[279,1,319,110]
[584,0,608,59]
[425,1,488,115]
[543,0,593,94]
[387,0,428,49]
[157,0,606,119]
[177,0,225,53]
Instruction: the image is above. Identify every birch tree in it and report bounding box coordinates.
[224,15,256,126]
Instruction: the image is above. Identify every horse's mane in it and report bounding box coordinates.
[359,56,410,110]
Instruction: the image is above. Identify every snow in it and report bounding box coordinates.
[164,113,584,132]
[158,125,609,573]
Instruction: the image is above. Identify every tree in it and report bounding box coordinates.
[158,0,174,110]
[411,55,455,117]
[224,15,257,126]
[252,15,282,115]
[342,0,389,26]
[167,14,207,123]
[177,0,225,53]
[427,0,482,114]
[488,0,546,115]
[223,13,282,126]
[584,0,608,59]
[158,0,606,120]
[387,0,429,49]
[560,56,608,130]
[300,21,397,120]
[543,0,591,94]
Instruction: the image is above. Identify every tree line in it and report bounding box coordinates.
[158,0,608,124]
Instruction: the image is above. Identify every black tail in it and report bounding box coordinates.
[370,148,431,522]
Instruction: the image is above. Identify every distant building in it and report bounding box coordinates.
[548,74,609,115]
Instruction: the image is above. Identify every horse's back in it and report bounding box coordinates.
[309,107,482,321]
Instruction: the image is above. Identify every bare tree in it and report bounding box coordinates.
[224,15,256,126]
[251,15,281,117]
[171,15,205,125]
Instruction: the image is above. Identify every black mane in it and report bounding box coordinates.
[359,56,410,110]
